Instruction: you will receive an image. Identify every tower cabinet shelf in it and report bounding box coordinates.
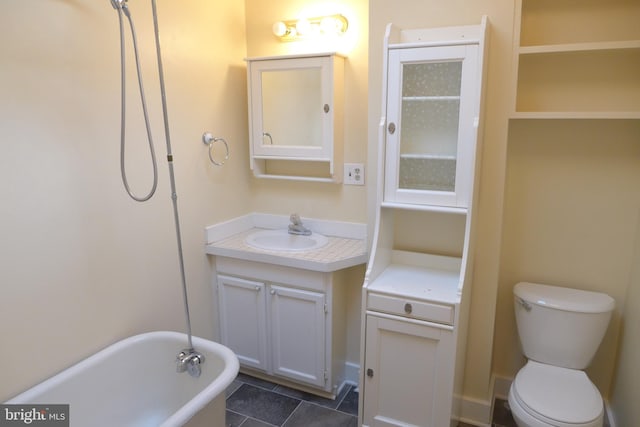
[511,0,640,119]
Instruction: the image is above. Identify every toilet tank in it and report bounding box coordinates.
[513,282,615,370]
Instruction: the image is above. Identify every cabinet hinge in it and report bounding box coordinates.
[324,303,328,314]
[324,370,328,382]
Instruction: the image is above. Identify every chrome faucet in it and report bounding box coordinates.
[288,213,312,236]
[176,348,205,378]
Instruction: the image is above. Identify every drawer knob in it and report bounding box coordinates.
[404,303,413,314]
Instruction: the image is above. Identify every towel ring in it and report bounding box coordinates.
[202,132,229,166]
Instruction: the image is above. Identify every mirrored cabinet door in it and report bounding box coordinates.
[248,54,340,160]
[261,66,323,149]
[246,53,344,182]
[384,45,479,207]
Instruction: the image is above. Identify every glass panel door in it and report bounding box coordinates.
[384,44,477,207]
[399,60,462,192]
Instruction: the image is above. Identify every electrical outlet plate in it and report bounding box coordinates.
[344,163,365,185]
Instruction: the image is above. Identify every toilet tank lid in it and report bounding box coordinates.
[514,282,615,314]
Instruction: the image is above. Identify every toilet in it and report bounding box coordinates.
[508,282,615,427]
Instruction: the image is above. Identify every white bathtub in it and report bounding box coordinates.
[6,331,239,427]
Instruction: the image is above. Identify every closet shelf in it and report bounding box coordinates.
[402,96,461,101]
[510,111,640,120]
[400,153,457,160]
[519,40,640,55]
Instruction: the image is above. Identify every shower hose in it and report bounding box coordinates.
[112,0,195,352]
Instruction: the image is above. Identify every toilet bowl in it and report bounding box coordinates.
[508,282,614,427]
[508,361,603,427]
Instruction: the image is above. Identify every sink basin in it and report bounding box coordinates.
[245,229,329,252]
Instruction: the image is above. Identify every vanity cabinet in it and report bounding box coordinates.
[218,275,268,372]
[383,43,481,208]
[361,18,488,427]
[215,256,353,398]
[218,275,326,387]
[246,53,344,182]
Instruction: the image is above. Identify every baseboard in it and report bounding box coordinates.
[454,394,492,426]
[453,373,508,426]
[344,361,360,387]
[493,374,512,400]
[604,400,617,427]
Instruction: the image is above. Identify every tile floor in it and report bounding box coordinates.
[225,373,358,427]
[225,373,519,427]
[490,399,517,427]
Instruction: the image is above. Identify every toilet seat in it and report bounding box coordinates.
[511,361,603,427]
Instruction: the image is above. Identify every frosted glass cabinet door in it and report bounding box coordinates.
[384,45,479,207]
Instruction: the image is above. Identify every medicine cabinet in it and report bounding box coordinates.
[246,53,344,182]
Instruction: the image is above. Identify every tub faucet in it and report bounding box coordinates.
[288,213,312,236]
[176,348,205,378]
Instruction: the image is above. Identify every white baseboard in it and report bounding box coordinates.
[453,373,507,426]
[493,374,512,400]
[455,394,492,426]
[604,400,617,427]
[344,361,360,387]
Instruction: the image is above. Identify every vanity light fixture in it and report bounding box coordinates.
[272,14,348,41]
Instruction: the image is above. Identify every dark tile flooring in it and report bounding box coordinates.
[456,399,516,427]
[491,399,517,427]
[225,373,517,427]
[225,373,358,427]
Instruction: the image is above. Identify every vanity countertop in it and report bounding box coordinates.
[205,228,367,273]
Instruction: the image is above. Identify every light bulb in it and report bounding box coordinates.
[295,18,311,36]
[320,17,340,34]
[272,21,288,37]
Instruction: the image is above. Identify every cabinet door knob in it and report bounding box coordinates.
[404,303,413,314]
[255,286,261,292]
[324,104,330,113]
[366,368,374,378]
[388,122,396,134]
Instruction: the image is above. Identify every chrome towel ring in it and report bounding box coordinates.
[202,132,229,166]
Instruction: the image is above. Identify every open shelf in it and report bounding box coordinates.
[519,0,640,48]
[512,0,640,119]
[519,40,640,55]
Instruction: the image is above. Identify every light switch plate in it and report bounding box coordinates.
[344,163,365,185]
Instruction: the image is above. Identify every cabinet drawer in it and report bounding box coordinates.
[367,293,454,325]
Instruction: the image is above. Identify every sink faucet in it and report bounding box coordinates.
[288,213,312,236]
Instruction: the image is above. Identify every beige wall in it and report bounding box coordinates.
[0,0,248,401]
[368,0,515,402]
[610,212,640,426]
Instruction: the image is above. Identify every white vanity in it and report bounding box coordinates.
[205,214,367,398]
[360,18,489,426]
